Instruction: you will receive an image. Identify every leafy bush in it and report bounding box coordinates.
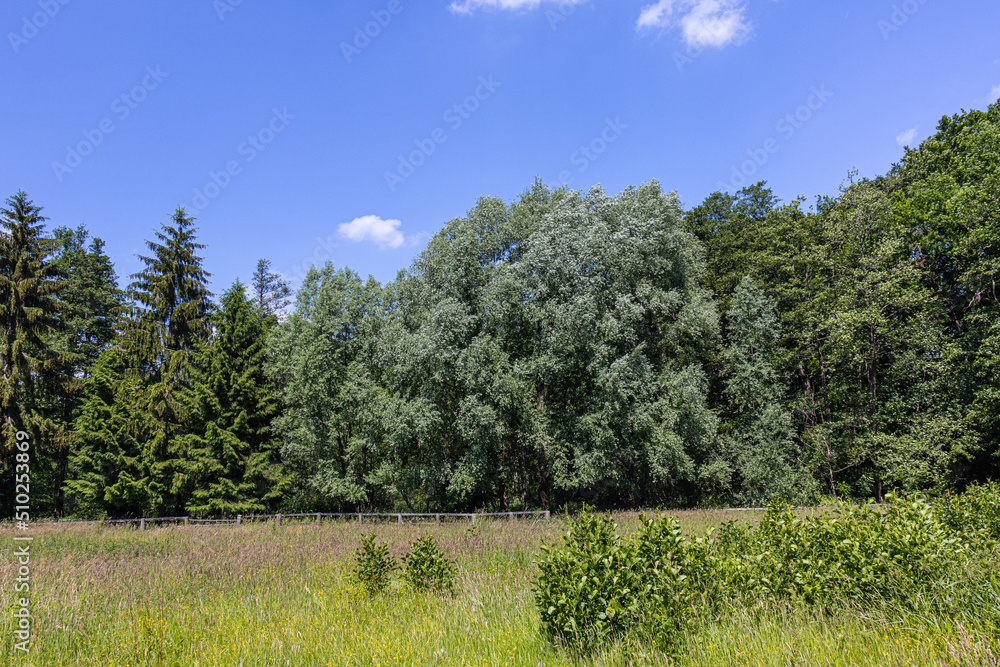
[711,496,966,605]
[535,488,997,654]
[631,514,699,645]
[533,512,695,652]
[402,535,457,594]
[351,533,396,595]
[935,482,1000,547]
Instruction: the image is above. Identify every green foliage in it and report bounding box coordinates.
[536,484,1000,654]
[0,191,71,516]
[251,258,291,322]
[65,208,215,518]
[180,280,288,516]
[265,265,384,511]
[534,511,695,652]
[64,349,152,518]
[50,225,124,368]
[716,276,815,505]
[401,535,457,594]
[122,207,212,377]
[46,225,125,515]
[894,102,1000,482]
[115,208,213,516]
[708,496,966,606]
[351,532,396,596]
[934,482,1000,547]
[6,99,1000,517]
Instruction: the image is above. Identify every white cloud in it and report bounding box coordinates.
[449,0,586,14]
[896,127,917,148]
[337,215,406,249]
[637,0,675,29]
[991,84,1000,101]
[637,0,751,48]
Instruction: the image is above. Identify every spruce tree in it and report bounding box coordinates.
[0,192,70,515]
[123,208,212,380]
[251,258,291,322]
[120,207,213,515]
[52,226,124,369]
[182,280,287,515]
[48,226,124,515]
[65,349,152,518]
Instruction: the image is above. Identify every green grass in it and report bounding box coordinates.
[1,512,997,666]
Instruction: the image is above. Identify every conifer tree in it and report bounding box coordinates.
[64,349,152,518]
[251,258,291,322]
[120,208,213,515]
[0,192,70,515]
[182,280,287,515]
[123,208,212,380]
[48,226,124,515]
[52,226,124,369]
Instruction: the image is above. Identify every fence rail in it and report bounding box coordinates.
[46,510,550,530]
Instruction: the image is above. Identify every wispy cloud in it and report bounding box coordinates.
[637,0,675,29]
[449,0,587,14]
[638,0,751,48]
[338,215,408,249]
[991,84,1000,102]
[896,127,917,148]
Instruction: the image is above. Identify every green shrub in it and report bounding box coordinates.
[935,482,1000,547]
[351,533,396,596]
[533,512,695,653]
[402,535,456,594]
[711,496,968,606]
[535,490,988,654]
[632,514,698,645]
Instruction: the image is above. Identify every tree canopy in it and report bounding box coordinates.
[3,100,998,517]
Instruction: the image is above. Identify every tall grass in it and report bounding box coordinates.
[1,510,996,666]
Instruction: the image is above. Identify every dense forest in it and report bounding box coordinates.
[2,103,997,518]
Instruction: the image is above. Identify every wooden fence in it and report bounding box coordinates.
[51,511,551,530]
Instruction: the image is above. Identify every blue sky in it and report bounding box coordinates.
[3,0,999,292]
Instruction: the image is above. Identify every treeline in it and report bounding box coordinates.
[2,103,997,518]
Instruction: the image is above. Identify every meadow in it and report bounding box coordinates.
[1,505,998,667]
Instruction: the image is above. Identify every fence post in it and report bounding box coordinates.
[544,510,550,520]
[358,513,362,525]
[276,514,282,527]
[471,514,476,525]
[435,513,440,524]
[139,518,145,531]
[183,517,189,526]
[397,514,402,525]
[236,514,242,527]
[509,512,514,522]
[316,512,321,525]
